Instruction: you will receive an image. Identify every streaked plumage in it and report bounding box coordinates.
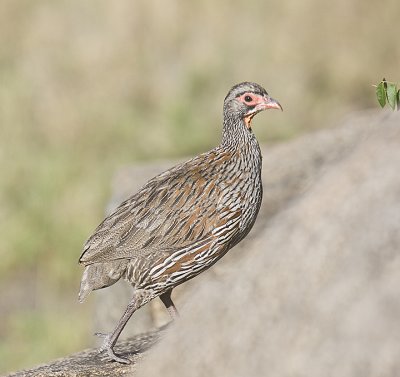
[79,82,282,363]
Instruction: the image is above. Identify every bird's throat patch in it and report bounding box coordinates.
[244,113,255,129]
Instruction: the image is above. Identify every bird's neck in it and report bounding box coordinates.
[221,116,257,150]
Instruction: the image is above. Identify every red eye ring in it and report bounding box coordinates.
[244,95,253,103]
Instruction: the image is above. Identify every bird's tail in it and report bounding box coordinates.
[78,260,128,303]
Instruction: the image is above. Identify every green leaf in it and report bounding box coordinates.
[376,81,386,108]
[386,83,397,110]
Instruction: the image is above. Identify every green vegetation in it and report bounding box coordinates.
[0,0,399,373]
[375,79,399,110]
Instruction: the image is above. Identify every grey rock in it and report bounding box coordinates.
[138,111,400,377]
[8,110,399,376]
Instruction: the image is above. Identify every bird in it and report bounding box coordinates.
[78,82,282,363]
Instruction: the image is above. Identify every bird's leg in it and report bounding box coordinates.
[96,290,151,364]
[159,289,179,320]
[96,301,138,364]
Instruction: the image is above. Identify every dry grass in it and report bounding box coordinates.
[0,0,399,373]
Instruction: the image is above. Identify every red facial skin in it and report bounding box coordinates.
[237,92,282,128]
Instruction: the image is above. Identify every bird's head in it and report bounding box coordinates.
[223,82,282,129]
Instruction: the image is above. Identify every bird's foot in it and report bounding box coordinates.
[95,332,130,364]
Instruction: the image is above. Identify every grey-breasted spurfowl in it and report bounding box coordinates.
[78,82,282,363]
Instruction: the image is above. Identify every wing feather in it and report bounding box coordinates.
[79,150,242,266]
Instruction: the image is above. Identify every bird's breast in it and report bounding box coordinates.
[214,145,263,246]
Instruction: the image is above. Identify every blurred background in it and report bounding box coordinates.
[0,0,399,374]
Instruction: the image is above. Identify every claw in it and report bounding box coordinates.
[95,332,131,364]
[104,348,130,364]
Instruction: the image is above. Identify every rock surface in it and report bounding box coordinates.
[138,111,400,377]
[7,110,400,376]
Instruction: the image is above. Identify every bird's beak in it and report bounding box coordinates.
[256,95,283,112]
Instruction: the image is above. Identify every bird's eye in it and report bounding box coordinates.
[244,95,253,103]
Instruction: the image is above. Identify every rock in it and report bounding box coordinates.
[10,110,399,376]
[137,111,400,377]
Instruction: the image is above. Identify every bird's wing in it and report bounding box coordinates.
[79,150,243,266]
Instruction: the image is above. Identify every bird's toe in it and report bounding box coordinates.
[95,332,130,364]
